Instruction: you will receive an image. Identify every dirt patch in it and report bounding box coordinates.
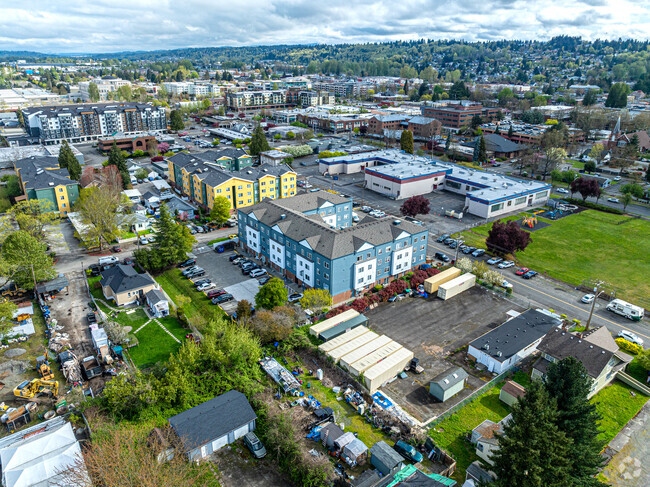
[4,348,26,358]
[212,444,292,487]
[0,360,31,402]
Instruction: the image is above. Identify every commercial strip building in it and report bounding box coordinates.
[21,102,167,145]
[98,133,157,153]
[421,101,500,130]
[167,150,296,212]
[0,144,83,169]
[480,121,585,145]
[237,191,428,304]
[320,149,551,218]
[13,155,80,216]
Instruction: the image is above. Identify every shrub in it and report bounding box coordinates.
[425,267,441,277]
[615,338,643,355]
[280,144,313,157]
[150,156,164,162]
[563,198,624,215]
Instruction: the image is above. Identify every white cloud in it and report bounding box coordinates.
[0,0,648,53]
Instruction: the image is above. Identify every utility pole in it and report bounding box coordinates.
[585,280,607,332]
[454,237,465,264]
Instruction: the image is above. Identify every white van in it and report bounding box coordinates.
[98,256,119,266]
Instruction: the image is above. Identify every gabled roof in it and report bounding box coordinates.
[481,133,528,153]
[500,380,526,400]
[145,288,167,305]
[371,440,404,468]
[100,265,155,295]
[14,156,76,191]
[581,326,618,353]
[431,367,468,391]
[168,391,256,451]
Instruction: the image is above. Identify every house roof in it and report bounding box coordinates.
[35,274,69,294]
[466,461,496,483]
[500,380,526,400]
[100,265,155,295]
[239,192,426,260]
[469,309,561,363]
[581,326,618,353]
[371,441,404,468]
[481,133,528,153]
[535,328,632,379]
[473,419,503,446]
[408,116,438,126]
[14,156,76,191]
[380,465,457,487]
[145,288,167,305]
[168,390,257,451]
[430,367,468,391]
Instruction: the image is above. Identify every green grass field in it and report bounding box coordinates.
[461,210,650,308]
[129,316,187,368]
[592,381,649,444]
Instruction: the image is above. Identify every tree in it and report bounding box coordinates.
[255,277,288,310]
[400,195,430,218]
[448,81,470,99]
[88,82,100,102]
[0,299,17,336]
[76,186,124,250]
[134,168,149,181]
[622,193,633,211]
[151,203,195,268]
[570,177,602,202]
[107,141,129,188]
[621,183,644,199]
[249,125,270,156]
[637,348,650,371]
[477,135,487,163]
[507,124,514,138]
[299,289,332,313]
[169,110,184,131]
[486,219,531,256]
[583,160,597,173]
[470,114,483,129]
[491,381,572,487]
[0,230,56,289]
[2,200,57,242]
[209,196,231,225]
[146,139,159,156]
[605,83,630,108]
[236,299,253,323]
[58,140,75,170]
[497,87,515,106]
[545,358,606,483]
[582,89,597,106]
[157,142,170,154]
[540,147,567,180]
[4,175,21,198]
[400,129,414,154]
[588,143,605,166]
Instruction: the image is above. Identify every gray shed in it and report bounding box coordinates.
[370,441,405,476]
[320,423,344,449]
[334,431,355,451]
[429,366,468,402]
[319,314,369,341]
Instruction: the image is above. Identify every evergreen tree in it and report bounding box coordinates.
[107,142,129,188]
[508,124,514,138]
[152,203,195,267]
[67,153,82,180]
[491,381,572,487]
[477,135,487,163]
[400,129,414,154]
[582,89,597,106]
[605,83,630,108]
[169,110,184,131]
[58,140,74,170]
[445,132,452,154]
[249,125,270,156]
[545,358,607,484]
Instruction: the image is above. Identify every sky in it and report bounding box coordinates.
[1,0,649,54]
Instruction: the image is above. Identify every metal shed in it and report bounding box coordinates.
[327,331,380,363]
[319,422,344,449]
[339,335,394,372]
[319,313,369,341]
[318,326,372,354]
[342,438,368,463]
[370,440,405,476]
[309,309,360,337]
[334,432,355,451]
[348,341,404,378]
[429,366,469,402]
[363,347,414,393]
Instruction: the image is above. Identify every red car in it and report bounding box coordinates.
[206,289,226,298]
[515,267,529,276]
[112,246,122,253]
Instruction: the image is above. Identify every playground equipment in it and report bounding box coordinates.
[546,208,562,220]
[523,215,537,228]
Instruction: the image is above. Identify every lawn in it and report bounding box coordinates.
[592,380,649,444]
[208,236,229,245]
[156,269,226,327]
[569,159,585,170]
[129,316,187,368]
[428,384,511,482]
[462,210,650,308]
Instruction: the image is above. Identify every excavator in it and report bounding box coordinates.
[36,355,54,381]
[0,282,27,299]
[13,378,59,401]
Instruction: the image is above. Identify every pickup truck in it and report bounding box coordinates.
[81,356,103,380]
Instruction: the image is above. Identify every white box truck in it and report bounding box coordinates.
[606,299,644,321]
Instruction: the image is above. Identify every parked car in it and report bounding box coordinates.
[207,289,226,298]
[186,268,205,278]
[435,252,450,262]
[487,257,503,265]
[182,265,200,276]
[607,197,619,203]
[194,279,211,287]
[498,260,515,269]
[242,264,260,274]
[394,440,423,463]
[288,293,303,303]
[243,432,267,459]
[87,312,97,324]
[111,245,122,253]
[581,294,595,304]
[617,330,644,347]
[501,280,513,289]
[212,293,234,304]
[556,188,569,194]
[361,206,372,213]
[147,235,155,243]
[472,249,485,257]
[258,275,272,285]
[249,268,266,278]
[449,241,458,249]
[613,176,622,181]
[197,282,216,292]
[443,238,454,245]
[228,234,238,240]
[522,270,538,279]
[139,237,148,245]
[123,257,135,266]
[178,258,196,268]
[436,234,450,243]
[186,224,196,235]
[463,246,476,254]
[515,267,529,276]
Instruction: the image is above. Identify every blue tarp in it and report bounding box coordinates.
[372,391,393,409]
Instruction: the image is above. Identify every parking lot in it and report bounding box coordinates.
[364,286,525,421]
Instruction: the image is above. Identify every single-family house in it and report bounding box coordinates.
[168,390,257,461]
[464,461,496,486]
[123,188,142,203]
[99,264,158,306]
[429,367,469,402]
[164,195,196,220]
[470,415,512,466]
[498,380,526,407]
[467,309,562,374]
[142,191,161,209]
[131,213,152,233]
[532,327,633,398]
[370,441,405,476]
[146,289,169,318]
[260,150,293,166]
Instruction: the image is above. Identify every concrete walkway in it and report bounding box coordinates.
[601,400,650,486]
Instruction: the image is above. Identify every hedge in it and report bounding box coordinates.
[615,338,643,355]
[563,198,624,215]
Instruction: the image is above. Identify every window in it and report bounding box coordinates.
[378,249,382,255]
[386,246,391,252]
[515,196,526,205]
[237,185,243,189]
[377,259,382,265]
[491,203,504,212]
[317,258,321,264]
[247,191,251,196]
[358,266,364,272]
[368,264,372,270]
[384,267,389,273]
[238,193,243,198]
[358,278,364,284]
[216,189,222,193]
[357,255,363,262]
[324,273,329,279]
[324,262,330,269]
[307,253,312,259]
[62,203,66,208]
[59,188,63,192]
[420,245,425,250]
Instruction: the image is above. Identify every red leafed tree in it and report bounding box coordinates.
[570,177,602,202]
[350,297,370,312]
[425,267,441,277]
[486,219,532,256]
[409,270,429,288]
[157,142,170,154]
[400,195,430,218]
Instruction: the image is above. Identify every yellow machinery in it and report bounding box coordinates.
[13,379,59,400]
[0,282,26,298]
[36,355,54,381]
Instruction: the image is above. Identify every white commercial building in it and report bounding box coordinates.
[322,149,551,219]
[79,76,131,101]
[162,82,222,97]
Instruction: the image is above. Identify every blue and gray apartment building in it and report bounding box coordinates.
[237,191,429,304]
